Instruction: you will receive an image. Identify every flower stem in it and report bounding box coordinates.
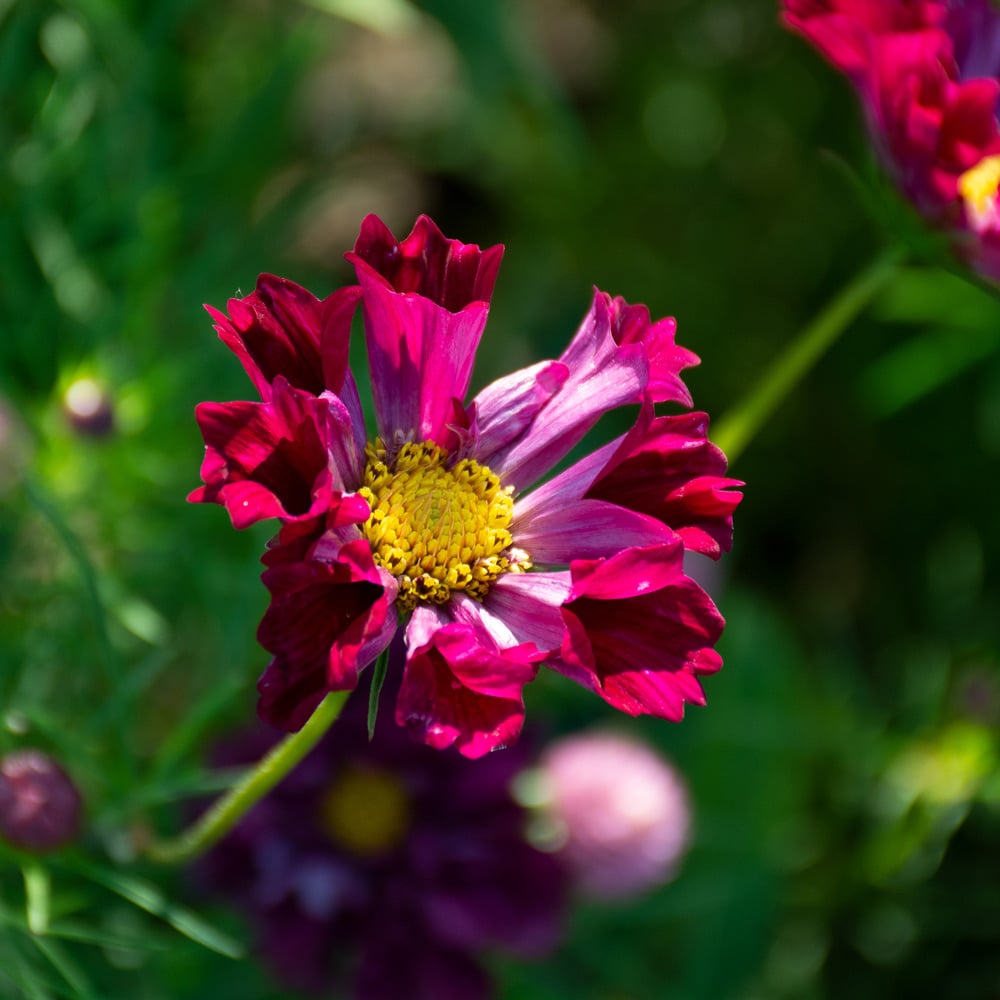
[145,690,349,865]
[713,248,904,465]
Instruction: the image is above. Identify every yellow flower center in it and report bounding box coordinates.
[958,154,1000,232]
[320,764,410,857]
[358,439,527,613]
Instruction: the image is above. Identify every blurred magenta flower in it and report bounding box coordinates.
[782,0,1000,279]
[533,730,692,900]
[0,749,82,853]
[199,681,566,1000]
[191,215,742,756]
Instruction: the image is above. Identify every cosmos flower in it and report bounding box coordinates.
[782,0,1000,279]
[530,730,692,900]
[198,678,566,1000]
[191,215,742,756]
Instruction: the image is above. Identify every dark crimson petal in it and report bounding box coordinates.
[189,378,369,530]
[257,539,388,731]
[557,544,724,721]
[209,275,327,399]
[351,214,503,312]
[396,609,539,758]
[320,285,362,394]
[587,407,743,559]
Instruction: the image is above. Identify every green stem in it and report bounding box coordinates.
[713,248,905,465]
[146,690,349,865]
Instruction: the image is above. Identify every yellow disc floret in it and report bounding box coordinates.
[358,439,528,613]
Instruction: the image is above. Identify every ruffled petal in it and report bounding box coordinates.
[257,538,391,731]
[607,296,698,406]
[396,606,540,758]
[351,213,503,311]
[586,406,743,559]
[209,275,327,400]
[188,378,371,530]
[556,544,725,721]
[470,291,649,490]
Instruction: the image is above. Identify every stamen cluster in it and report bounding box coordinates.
[358,440,526,613]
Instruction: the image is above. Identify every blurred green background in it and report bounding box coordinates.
[2,0,999,996]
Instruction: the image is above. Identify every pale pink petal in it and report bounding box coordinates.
[467,360,568,461]
[485,572,572,657]
[470,291,648,490]
[513,498,676,564]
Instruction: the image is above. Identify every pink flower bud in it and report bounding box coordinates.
[537,731,692,900]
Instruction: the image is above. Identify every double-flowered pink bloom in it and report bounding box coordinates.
[191,216,742,757]
[783,0,1000,279]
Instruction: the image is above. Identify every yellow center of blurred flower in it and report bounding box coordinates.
[320,764,411,857]
[358,439,528,613]
[958,154,1000,232]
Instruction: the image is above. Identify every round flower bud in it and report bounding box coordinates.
[63,377,114,437]
[536,730,692,900]
[0,750,82,852]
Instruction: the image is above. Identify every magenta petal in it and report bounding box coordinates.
[351,214,503,311]
[396,607,540,758]
[189,378,369,530]
[468,360,569,462]
[557,544,725,721]
[587,407,744,558]
[608,296,699,406]
[351,265,488,446]
[472,291,649,490]
[257,539,389,731]
[210,275,327,400]
[514,498,676,564]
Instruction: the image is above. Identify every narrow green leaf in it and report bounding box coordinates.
[62,860,245,960]
[368,649,389,740]
[29,936,99,1000]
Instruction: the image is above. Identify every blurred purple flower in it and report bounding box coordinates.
[0,749,82,853]
[198,677,567,999]
[533,730,692,900]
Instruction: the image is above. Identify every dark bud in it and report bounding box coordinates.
[0,750,82,852]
